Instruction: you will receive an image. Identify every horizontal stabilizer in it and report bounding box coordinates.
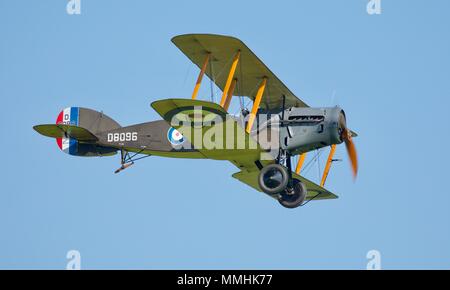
[33,124,98,142]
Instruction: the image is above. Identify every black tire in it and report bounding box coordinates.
[278,179,307,209]
[258,164,289,195]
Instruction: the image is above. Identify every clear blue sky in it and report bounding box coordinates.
[1,0,449,269]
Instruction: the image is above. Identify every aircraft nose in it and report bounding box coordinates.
[338,109,347,142]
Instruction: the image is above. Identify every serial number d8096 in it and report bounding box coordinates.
[107,132,138,142]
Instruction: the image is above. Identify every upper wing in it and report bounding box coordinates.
[172,34,308,110]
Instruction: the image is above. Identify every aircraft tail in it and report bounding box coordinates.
[33,107,120,157]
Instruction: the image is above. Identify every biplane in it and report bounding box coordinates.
[33,34,358,209]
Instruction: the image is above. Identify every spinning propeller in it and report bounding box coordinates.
[338,112,358,179]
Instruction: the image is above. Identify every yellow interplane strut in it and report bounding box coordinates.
[246,77,267,133]
[220,51,240,107]
[223,78,237,111]
[191,53,210,100]
[320,144,336,187]
[295,153,307,174]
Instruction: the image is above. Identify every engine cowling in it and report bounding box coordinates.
[279,106,345,154]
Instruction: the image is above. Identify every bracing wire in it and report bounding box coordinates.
[181,62,193,90]
[317,149,321,181]
[209,59,215,103]
[300,149,324,176]
[210,54,236,104]
[238,54,245,112]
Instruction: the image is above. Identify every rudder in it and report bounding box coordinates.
[55,107,120,156]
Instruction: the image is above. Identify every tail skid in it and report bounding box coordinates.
[113,149,151,174]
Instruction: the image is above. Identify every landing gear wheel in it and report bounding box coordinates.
[258,164,289,195]
[278,179,307,209]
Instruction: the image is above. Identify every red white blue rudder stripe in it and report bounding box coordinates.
[56,107,79,155]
